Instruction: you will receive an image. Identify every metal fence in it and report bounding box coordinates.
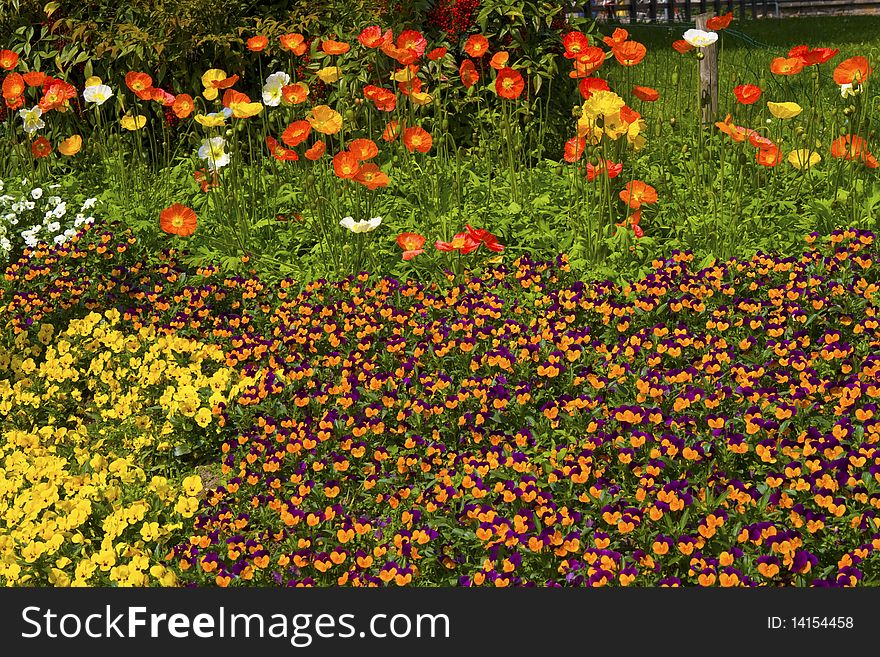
[573,0,880,22]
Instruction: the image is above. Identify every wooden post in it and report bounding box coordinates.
[695,13,718,125]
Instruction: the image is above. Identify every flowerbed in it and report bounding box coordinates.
[2,220,880,586]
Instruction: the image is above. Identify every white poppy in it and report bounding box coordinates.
[683,29,718,48]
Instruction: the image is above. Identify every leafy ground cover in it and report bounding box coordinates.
[2,221,879,586]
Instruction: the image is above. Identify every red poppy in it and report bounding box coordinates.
[613,41,647,67]
[427,47,447,61]
[322,39,351,55]
[831,134,868,160]
[282,83,310,105]
[466,224,504,252]
[756,145,782,167]
[2,72,24,99]
[193,168,219,192]
[733,84,762,105]
[563,31,591,59]
[172,93,194,118]
[364,84,397,111]
[397,30,427,58]
[770,57,804,75]
[464,34,489,58]
[125,71,153,93]
[0,50,18,70]
[619,180,657,209]
[748,132,774,149]
[706,12,733,30]
[5,95,23,110]
[247,35,269,52]
[382,120,401,142]
[397,232,426,260]
[790,45,838,66]
[332,151,360,179]
[570,46,605,77]
[397,73,422,97]
[354,163,389,190]
[564,136,586,163]
[833,56,873,85]
[149,87,175,105]
[381,41,419,65]
[31,136,52,158]
[579,76,610,99]
[159,203,197,236]
[672,39,694,54]
[349,138,379,161]
[403,125,432,153]
[280,33,308,55]
[358,26,391,49]
[436,232,480,254]
[282,120,312,148]
[602,28,628,48]
[22,71,45,87]
[459,59,480,88]
[266,136,299,161]
[632,85,659,102]
[39,80,76,111]
[495,67,524,99]
[586,160,623,182]
[305,140,326,160]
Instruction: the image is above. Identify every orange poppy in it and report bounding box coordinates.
[756,145,782,167]
[353,163,389,189]
[279,33,307,55]
[382,120,401,142]
[632,85,659,102]
[397,30,427,58]
[2,72,24,99]
[58,134,82,156]
[397,232,425,260]
[564,136,585,163]
[495,67,524,99]
[672,39,694,54]
[349,138,379,161]
[459,59,479,88]
[587,160,623,181]
[222,89,263,118]
[571,46,605,77]
[305,140,326,160]
[403,125,432,153]
[22,71,45,87]
[397,74,422,97]
[620,105,640,124]
[0,49,18,70]
[490,51,509,70]
[282,83,310,105]
[733,84,761,105]
[358,26,391,49]
[563,31,591,59]
[381,41,419,65]
[193,168,219,192]
[579,76,610,99]
[613,41,646,67]
[770,57,804,75]
[830,134,868,160]
[748,132,774,149]
[619,180,657,209]
[282,120,312,148]
[4,95,23,110]
[427,47,447,61]
[172,93,194,118]
[322,39,351,55]
[715,114,747,142]
[159,203,198,236]
[39,80,76,111]
[31,136,52,158]
[333,151,360,179]
[125,71,153,93]
[833,56,873,85]
[364,84,397,111]
[307,105,343,134]
[464,34,489,58]
[602,28,629,48]
[706,12,733,30]
[266,136,299,161]
[247,35,269,52]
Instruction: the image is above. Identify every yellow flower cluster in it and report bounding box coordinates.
[0,310,254,586]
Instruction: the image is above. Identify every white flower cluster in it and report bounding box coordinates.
[0,178,97,259]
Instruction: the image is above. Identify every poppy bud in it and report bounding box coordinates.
[671,70,679,85]
[696,51,705,60]
[305,174,315,187]
[738,152,748,165]
[795,126,805,136]
[843,106,854,116]
[701,149,711,161]
[680,143,688,154]
[442,119,448,130]
[669,117,676,127]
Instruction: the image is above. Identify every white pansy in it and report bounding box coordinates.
[19,106,44,134]
[683,29,718,48]
[82,84,114,105]
[30,187,43,200]
[197,136,230,170]
[340,216,383,233]
[82,198,97,210]
[262,71,291,107]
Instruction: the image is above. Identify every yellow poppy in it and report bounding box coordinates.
[787,149,821,170]
[58,134,83,156]
[409,91,433,105]
[767,101,802,119]
[120,114,147,130]
[307,104,343,135]
[195,112,227,127]
[84,76,103,87]
[316,66,342,84]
